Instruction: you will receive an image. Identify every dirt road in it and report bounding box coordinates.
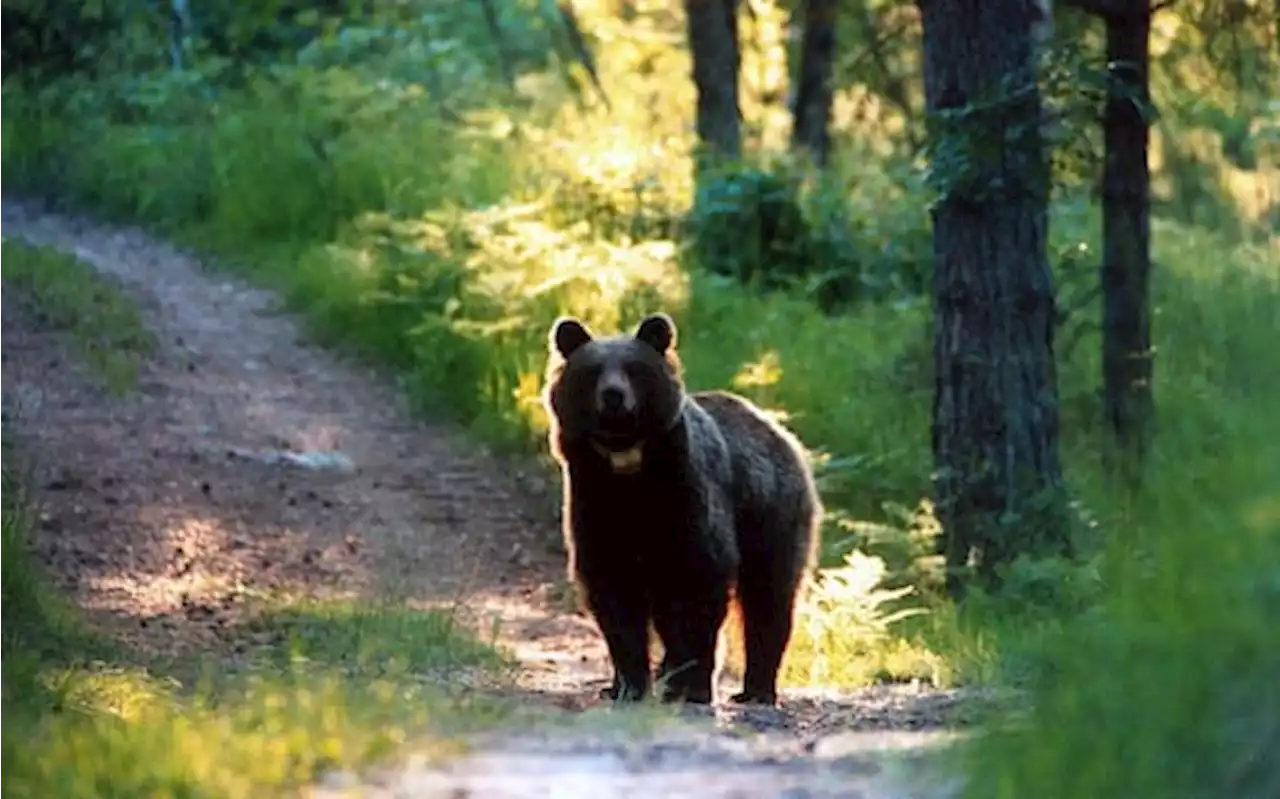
[1,198,965,798]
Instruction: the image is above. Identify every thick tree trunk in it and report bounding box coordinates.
[919,0,1068,597]
[684,0,743,165]
[790,0,838,166]
[1100,9,1154,489]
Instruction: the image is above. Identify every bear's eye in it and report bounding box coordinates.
[623,362,654,387]
[572,363,603,390]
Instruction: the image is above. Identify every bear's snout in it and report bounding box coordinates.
[600,386,627,414]
[595,370,636,421]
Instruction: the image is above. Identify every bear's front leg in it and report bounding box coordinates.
[652,587,730,705]
[588,590,652,702]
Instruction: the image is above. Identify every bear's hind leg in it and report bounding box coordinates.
[588,590,652,702]
[652,588,730,705]
[731,558,802,706]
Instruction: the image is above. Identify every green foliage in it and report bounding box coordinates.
[923,75,1049,207]
[688,165,814,292]
[1,0,138,80]
[687,161,935,313]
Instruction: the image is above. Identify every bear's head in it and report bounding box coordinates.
[543,312,685,475]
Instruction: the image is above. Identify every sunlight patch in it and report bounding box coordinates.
[731,350,784,391]
[781,549,945,690]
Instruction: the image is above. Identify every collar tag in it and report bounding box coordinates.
[590,440,644,474]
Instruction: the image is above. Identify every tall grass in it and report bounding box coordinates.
[961,361,1280,798]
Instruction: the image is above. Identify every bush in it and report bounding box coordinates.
[685,160,935,314]
[688,165,814,293]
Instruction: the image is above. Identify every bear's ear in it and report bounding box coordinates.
[551,317,594,358]
[635,312,677,355]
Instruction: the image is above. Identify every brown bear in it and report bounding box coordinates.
[542,311,822,706]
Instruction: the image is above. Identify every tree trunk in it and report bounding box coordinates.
[790,0,838,166]
[1100,8,1154,489]
[918,0,1069,597]
[684,0,743,166]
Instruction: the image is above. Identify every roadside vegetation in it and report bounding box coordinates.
[0,241,520,797]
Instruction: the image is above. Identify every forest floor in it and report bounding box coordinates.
[1,197,971,798]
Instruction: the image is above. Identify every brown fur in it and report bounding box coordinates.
[543,312,822,705]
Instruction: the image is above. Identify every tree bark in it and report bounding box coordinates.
[684,0,743,165]
[919,0,1069,597]
[1100,8,1155,489]
[790,0,838,166]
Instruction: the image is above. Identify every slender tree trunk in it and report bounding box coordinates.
[790,0,838,166]
[684,0,743,166]
[1100,8,1155,489]
[478,0,517,89]
[919,0,1069,597]
[169,0,193,70]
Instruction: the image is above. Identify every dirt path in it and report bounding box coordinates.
[2,197,609,688]
[1,198,966,798]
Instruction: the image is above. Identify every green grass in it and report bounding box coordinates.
[958,415,1280,798]
[1,238,156,394]
[0,461,113,680]
[1,1,1278,792]
[242,600,511,677]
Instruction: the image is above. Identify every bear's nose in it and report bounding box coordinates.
[599,386,627,415]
